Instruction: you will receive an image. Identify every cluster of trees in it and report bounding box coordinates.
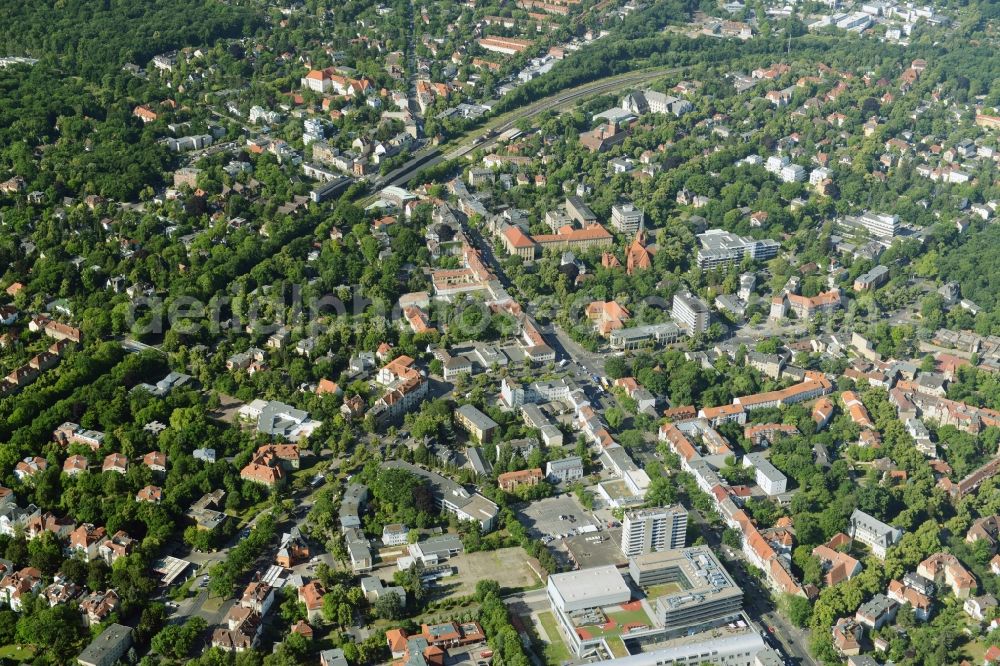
[151,617,208,660]
[0,66,172,200]
[209,514,277,598]
[476,580,532,666]
[0,0,258,79]
[605,348,774,409]
[362,464,439,532]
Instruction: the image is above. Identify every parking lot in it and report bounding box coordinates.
[564,528,625,568]
[516,494,601,541]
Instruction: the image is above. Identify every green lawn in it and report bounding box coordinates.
[579,607,653,638]
[538,612,572,666]
[0,645,36,662]
[169,576,195,600]
[964,639,988,664]
[646,582,684,598]
[605,636,629,658]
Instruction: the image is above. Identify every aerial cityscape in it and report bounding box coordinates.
[0,0,999,664]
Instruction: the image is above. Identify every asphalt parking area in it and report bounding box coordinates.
[516,494,596,541]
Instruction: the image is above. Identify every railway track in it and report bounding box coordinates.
[375,65,684,190]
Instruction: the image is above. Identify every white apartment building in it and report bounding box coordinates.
[611,203,645,235]
[620,505,688,557]
[671,291,710,336]
[742,453,788,496]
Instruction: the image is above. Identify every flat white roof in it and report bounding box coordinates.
[549,565,629,607]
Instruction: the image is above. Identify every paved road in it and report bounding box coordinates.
[541,322,607,377]
[686,509,815,665]
[167,481,329,627]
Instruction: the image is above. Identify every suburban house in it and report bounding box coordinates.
[497,468,544,492]
[917,552,977,599]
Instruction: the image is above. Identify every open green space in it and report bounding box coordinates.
[538,611,573,666]
[0,645,37,662]
[605,636,629,659]
[645,582,684,598]
[578,606,654,639]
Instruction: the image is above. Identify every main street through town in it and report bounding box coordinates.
[457,133,810,665]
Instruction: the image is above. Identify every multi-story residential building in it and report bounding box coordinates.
[620,505,688,557]
[381,524,409,547]
[383,461,498,532]
[849,509,903,560]
[621,89,693,117]
[498,468,543,492]
[545,456,584,483]
[611,203,644,235]
[77,624,132,666]
[454,404,499,443]
[565,196,598,226]
[53,422,105,450]
[853,265,889,291]
[69,524,108,562]
[917,552,977,599]
[841,212,899,240]
[742,453,788,496]
[780,164,806,183]
[671,291,710,336]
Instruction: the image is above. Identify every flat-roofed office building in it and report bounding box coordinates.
[629,547,743,631]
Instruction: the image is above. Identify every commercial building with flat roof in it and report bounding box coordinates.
[609,322,683,350]
[696,230,779,270]
[547,550,750,660]
[616,629,772,666]
[629,547,743,632]
[547,565,631,613]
